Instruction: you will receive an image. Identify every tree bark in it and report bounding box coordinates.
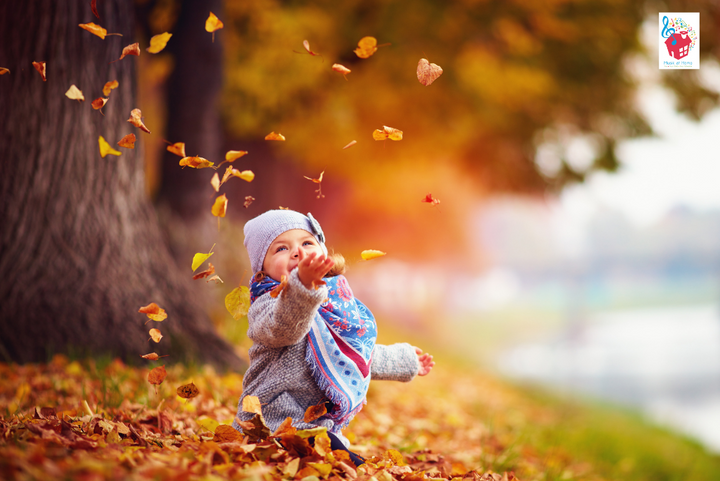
[0,0,244,371]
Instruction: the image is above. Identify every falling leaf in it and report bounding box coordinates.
[332,63,351,79]
[242,396,263,415]
[147,32,172,54]
[300,40,322,57]
[304,171,325,199]
[361,249,387,261]
[116,43,140,62]
[78,22,108,39]
[205,12,223,42]
[166,142,186,157]
[91,97,108,110]
[225,150,248,162]
[192,244,215,271]
[117,133,136,149]
[149,328,163,343]
[32,61,46,81]
[98,136,121,158]
[354,36,378,58]
[342,140,357,149]
[244,196,255,208]
[303,402,327,423]
[270,275,288,298]
[127,108,151,133]
[147,365,167,385]
[225,286,250,320]
[211,194,228,218]
[0,68,10,75]
[417,58,443,86]
[179,156,213,169]
[65,85,85,101]
[422,193,441,206]
[140,353,163,361]
[214,425,243,443]
[373,125,403,141]
[232,169,254,182]
[91,0,100,19]
[139,302,168,322]
[265,132,285,141]
[192,263,215,280]
[207,275,223,284]
[211,173,220,192]
[102,80,118,96]
[176,382,200,399]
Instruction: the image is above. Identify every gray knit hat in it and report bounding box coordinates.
[243,209,328,274]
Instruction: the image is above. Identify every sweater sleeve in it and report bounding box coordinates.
[246,269,328,348]
[370,343,419,382]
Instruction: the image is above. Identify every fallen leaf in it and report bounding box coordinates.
[273,417,297,437]
[115,43,140,62]
[361,249,387,261]
[265,132,285,141]
[312,432,331,456]
[270,275,288,298]
[91,97,108,110]
[167,142,186,157]
[102,80,118,96]
[176,382,200,399]
[138,302,168,322]
[422,193,441,206]
[373,125,403,141]
[343,140,357,149]
[304,171,325,199]
[127,108,151,133]
[205,12,223,42]
[192,245,215,271]
[0,68,10,75]
[303,402,327,423]
[417,58,443,86]
[244,196,255,208]
[147,365,167,385]
[98,136,121,158]
[211,173,220,192]
[65,85,85,101]
[147,32,172,54]
[354,36,378,58]
[32,61,46,81]
[117,133,136,149]
[214,425,243,443]
[197,417,220,433]
[236,414,270,442]
[192,263,215,280]
[242,396,263,415]
[225,286,250,320]
[332,63,351,79]
[211,194,228,218]
[225,150,248,162]
[78,22,108,39]
[149,328,163,343]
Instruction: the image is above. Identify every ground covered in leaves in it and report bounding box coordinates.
[1,356,719,481]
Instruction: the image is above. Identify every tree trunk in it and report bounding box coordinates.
[0,0,244,371]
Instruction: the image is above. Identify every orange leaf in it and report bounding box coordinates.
[342,140,357,149]
[211,173,220,192]
[149,328,163,343]
[91,0,100,19]
[270,275,288,298]
[32,61,46,81]
[176,382,200,399]
[303,402,327,423]
[116,43,140,62]
[244,196,255,208]
[211,194,228,218]
[332,63,351,79]
[214,425,243,443]
[373,125,403,141]
[147,32,172,54]
[361,249,387,261]
[98,136,121,158]
[127,108,151,133]
[147,365,167,385]
[0,68,10,75]
[79,22,108,39]
[117,133,136,149]
[205,12,223,42]
[242,395,263,415]
[192,262,215,280]
[304,171,325,198]
[354,36,378,58]
[140,353,160,360]
[91,97,108,110]
[103,80,119,96]
[421,193,441,206]
[302,40,321,57]
[232,169,254,182]
[166,142,186,157]
[179,156,213,169]
[417,58,443,86]
[65,85,85,101]
[225,150,248,162]
[265,132,285,141]
[272,417,297,437]
[138,302,167,321]
[206,275,223,284]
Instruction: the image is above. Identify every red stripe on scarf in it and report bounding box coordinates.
[328,327,372,378]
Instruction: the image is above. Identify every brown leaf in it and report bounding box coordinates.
[147,365,167,385]
[92,97,108,110]
[213,424,243,443]
[176,382,200,399]
[244,196,255,208]
[116,43,140,62]
[166,142,186,157]
[303,401,327,423]
[91,0,100,19]
[32,61,46,81]
[127,108,151,133]
[270,275,288,298]
[235,414,271,442]
[140,353,160,361]
[117,133,136,149]
[192,263,215,280]
[138,302,167,321]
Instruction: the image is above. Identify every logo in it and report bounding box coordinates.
[659,13,699,69]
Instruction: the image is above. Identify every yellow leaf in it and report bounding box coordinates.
[98,136,121,158]
[231,169,254,182]
[354,36,378,58]
[225,286,250,320]
[308,463,332,478]
[211,173,220,192]
[117,133,136,149]
[179,156,213,169]
[312,432,332,456]
[211,194,228,218]
[65,85,85,101]
[149,328,163,343]
[264,132,285,141]
[225,150,248,162]
[0,68,10,75]
[147,32,172,54]
[127,108,151,133]
[205,11,223,42]
[242,395,263,415]
[103,80,119,96]
[283,457,300,478]
[361,249,386,261]
[373,125,403,141]
[192,244,215,271]
[197,417,220,433]
[79,22,108,39]
[138,302,167,321]
[167,142,186,157]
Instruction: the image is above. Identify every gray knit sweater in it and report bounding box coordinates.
[232,269,419,445]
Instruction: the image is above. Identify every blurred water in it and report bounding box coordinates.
[497,303,720,452]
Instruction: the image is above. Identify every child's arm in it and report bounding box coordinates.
[415,346,435,376]
[370,343,423,382]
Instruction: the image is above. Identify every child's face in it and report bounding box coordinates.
[262,229,324,281]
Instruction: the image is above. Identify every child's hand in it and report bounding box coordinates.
[297,248,334,289]
[414,347,435,376]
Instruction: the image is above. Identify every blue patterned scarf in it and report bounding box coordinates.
[250,274,377,431]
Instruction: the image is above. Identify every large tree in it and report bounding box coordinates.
[0,0,243,370]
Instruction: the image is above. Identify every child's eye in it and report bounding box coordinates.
[276,246,287,252]
[303,241,315,246]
